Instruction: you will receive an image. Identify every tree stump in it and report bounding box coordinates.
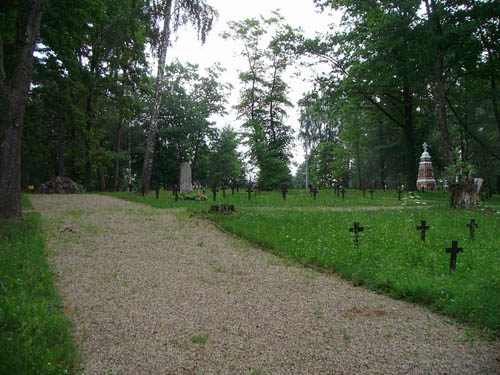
[449,178,482,209]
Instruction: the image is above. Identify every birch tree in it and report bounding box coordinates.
[140,0,217,192]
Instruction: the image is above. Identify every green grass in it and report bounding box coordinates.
[0,198,77,375]
[212,206,500,335]
[104,188,447,209]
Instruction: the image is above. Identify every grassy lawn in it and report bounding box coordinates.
[109,188,500,336]
[0,195,77,375]
[104,188,447,208]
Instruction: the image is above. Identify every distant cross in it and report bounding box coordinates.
[369,188,375,199]
[341,187,346,200]
[236,184,240,193]
[211,185,218,201]
[155,184,160,199]
[349,222,364,248]
[231,184,235,195]
[221,185,227,198]
[446,241,463,273]
[423,142,429,152]
[397,187,402,201]
[311,187,318,200]
[281,185,288,200]
[141,184,145,197]
[362,187,366,198]
[246,186,252,200]
[467,219,478,241]
[416,220,430,242]
[173,185,179,202]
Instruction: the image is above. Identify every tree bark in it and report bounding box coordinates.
[0,0,45,218]
[113,112,123,191]
[57,120,65,177]
[141,0,172,193]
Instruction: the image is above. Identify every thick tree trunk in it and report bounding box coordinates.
[0,0,45,218]
[141,0,172,193]
[426,0,454,166]
[403,87,417,190]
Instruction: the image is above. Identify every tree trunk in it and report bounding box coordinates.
[98,163,106,192]
[57,120,65,177]
[0,0,45,218]
[113,113,123,191]
[426,0,454,166]
[403,87,417,190]
[141,0,172,193]
[449,179,482,209]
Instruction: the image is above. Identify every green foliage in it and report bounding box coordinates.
[0,213,77,374]
[224,12,295,188]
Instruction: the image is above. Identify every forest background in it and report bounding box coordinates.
[1,0,499,218]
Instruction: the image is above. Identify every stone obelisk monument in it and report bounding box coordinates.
[179,162,193,192]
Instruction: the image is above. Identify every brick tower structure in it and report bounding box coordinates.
[416,142,436,190]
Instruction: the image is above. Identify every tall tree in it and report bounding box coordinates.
[0,0,46,218]
[140,0,217,192]
[224,12,295,187]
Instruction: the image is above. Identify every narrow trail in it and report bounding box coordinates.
[32,194,499,375]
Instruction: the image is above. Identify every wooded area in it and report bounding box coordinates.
[1,0,499,218]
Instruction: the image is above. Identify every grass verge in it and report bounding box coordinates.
[0,197,77,375]
[211,207,500,336]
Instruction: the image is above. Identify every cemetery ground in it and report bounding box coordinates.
[0,191,498,374]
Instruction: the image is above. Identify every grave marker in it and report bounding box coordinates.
[467,219,478,241]
[349,222,364,248]
[281,185,288,200]
[417,220,430,242]
[311,187,318,200]
[445,241,463,273]
[173,185,179,202]
[155,184,160,199]
[246,186,252,200]
[397,187,402,201]
[141,184,145,197]
[341,187,346,200]
[211,185,218,201]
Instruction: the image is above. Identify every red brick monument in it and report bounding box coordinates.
[416,142,436,190]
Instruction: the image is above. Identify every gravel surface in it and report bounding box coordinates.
[32,194,499,375]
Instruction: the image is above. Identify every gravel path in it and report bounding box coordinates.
[32,194,499,375]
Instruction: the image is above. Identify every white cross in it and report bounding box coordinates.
[423,142,429,152]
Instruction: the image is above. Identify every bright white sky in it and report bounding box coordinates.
[167,0,341,173]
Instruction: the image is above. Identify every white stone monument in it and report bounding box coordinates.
[179,162,193,192]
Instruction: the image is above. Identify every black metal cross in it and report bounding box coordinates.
[311,188,318,200]
[336,185,340,198]
[141,184,145,197]
[416,220,430,242]
[231,184,235,195]
[341,188,345,200]
[211,184,218,201]
[369,188,375,199]
[155,184,160,199]
[467,219,478,241]
[446,241,463,273]
[397,187,402,201]
[221,185,227,198]
[281,185,288,200]
[349,222,364,248]
[246,186,252,200]
[173,185,179,202]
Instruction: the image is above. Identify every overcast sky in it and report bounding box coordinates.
[166,0,341,172]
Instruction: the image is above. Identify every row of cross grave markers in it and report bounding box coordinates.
[349,218,479,273]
